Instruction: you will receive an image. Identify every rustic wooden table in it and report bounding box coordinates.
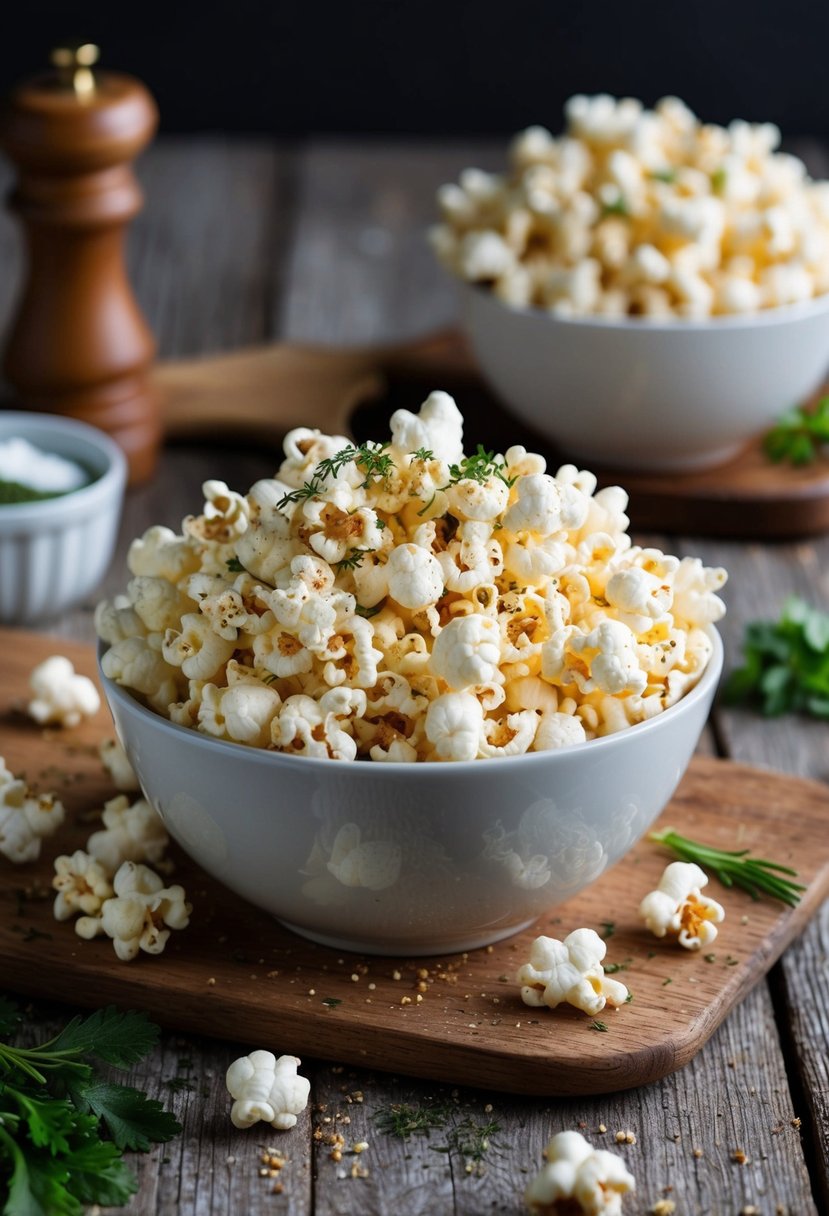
[2,136,829,1215]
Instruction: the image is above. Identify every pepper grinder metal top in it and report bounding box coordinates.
[0,44,161,484]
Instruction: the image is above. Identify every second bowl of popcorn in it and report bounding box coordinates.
[98,393,725,955]
[433,95,829,471]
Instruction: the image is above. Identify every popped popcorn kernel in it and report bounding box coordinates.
[97,394,724,761]
[640,861,725,949]
[526,1129,635,1213]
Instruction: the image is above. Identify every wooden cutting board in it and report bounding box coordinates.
[2,629,829,1097]
[154,331,829,538]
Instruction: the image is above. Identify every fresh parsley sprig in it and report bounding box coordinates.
[763,398,829,466]
[0,1003,181,1214]
[724,597,829,718]
[649,829,805,906]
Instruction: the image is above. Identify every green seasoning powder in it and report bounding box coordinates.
[0,478,70,505]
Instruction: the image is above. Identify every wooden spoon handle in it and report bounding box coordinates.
[154,330,470,446]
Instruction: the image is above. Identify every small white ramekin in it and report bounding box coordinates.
[0,412,126,624]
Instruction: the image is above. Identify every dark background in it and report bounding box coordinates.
[2,0,828,137]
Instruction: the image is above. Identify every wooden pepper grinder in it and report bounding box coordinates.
[0,43,161,483]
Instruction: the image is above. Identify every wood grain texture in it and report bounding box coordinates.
[2,630,828,1103]
[689,532,829,1200]
[280,141,503,346]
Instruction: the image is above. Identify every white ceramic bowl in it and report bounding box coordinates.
[0,413,126,624]
[460,281,829,471]
[100,628,722,956]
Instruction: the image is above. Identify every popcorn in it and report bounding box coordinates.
[639,861,725,949]
[525,1129,635,1214]
[52,849,113,921]
[97,393,724,762]
[86,795,169,873]
[99,738,140,791]
[27,656,100,728]
[76,860,190,961]
[433,96,829,318]
[516,929,629,1014]
[0,759,65,864]
[226,1051,310,1131]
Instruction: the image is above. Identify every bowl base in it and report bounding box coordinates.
[567,440,747,474]
[277,916,539,957]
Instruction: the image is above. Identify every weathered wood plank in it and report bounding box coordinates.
[130,138,295,358]
[280,140,503,345]
[308,983,814,1216]
[686,533,829,1203]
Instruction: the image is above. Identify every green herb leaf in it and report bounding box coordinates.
[711,166,728,193]
[589,1020,609,1032]
[649,828,805,906]
[724,597,829,719]
[225,557,245,573]
[71,1083,181,1151]
[321,998,342,1009]
[51,1007,159,1067]
[601,196,630,217]
[763,397,829,466]
[0,1002,177,1214]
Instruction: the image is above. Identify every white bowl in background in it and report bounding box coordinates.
[460,281,829,471]
[100,628,722,957]
[0,413,126,624]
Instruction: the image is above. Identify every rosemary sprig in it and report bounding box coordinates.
[649,829,805,906]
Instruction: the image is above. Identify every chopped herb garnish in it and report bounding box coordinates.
[375,1100,452,1139]
[601,196,630,217]
[163,1077,195,1093]
[226,557,245,572]
[412,447,434,461]
[624,990,633,1004]
[724,596,829,719]
[355,602,383,618]
[704,953,717,963]
[603,959,631,974]
[725,955,740,967]
[21,926,52,943]
[277,442,395,510]
[650,828,805,906]
[662,978,673,987]
[446,445,516,489]
[599,921,615,939]
[650,168,677,184]
[321,997,342,1008]
[589,1020,609,1032]
[334,548,375,572]
[711,167,728,193]
[764,397,829,466]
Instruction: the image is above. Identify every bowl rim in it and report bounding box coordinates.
[0,411,127,524]
[459,275,829,333]
[99,624,722,778]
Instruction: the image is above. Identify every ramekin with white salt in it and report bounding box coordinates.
[0,413,126,624]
